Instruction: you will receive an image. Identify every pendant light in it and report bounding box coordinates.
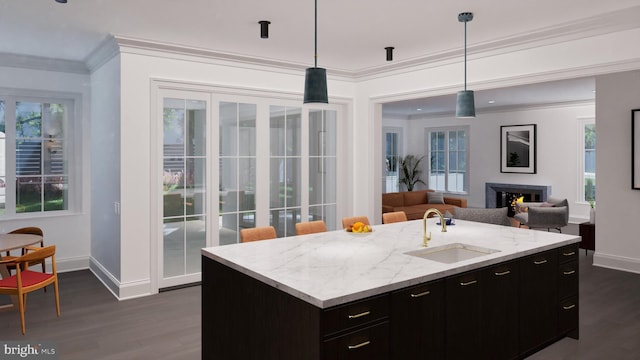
[456,12,475,118]
[303,0,328,104]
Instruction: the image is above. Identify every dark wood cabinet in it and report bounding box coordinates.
[324,322,389,360]
[203,243,579,360]
[390,280,445,359]
[558,243,579,339]
[446,271,482,359]
[579,222,595,254]
[519,249,558,356]
[481,261,519,360]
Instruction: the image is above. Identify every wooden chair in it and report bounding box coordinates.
[240,226,277,243]
[295,220,328,235]
[5,227,45,277]
[0,245,60,335]
[382,211,408,224]
[341,216,370,230]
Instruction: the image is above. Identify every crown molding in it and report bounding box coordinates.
[111,35,355,79]
[0,52,88,74]
[356,5,640,79]
[84,35,121,73]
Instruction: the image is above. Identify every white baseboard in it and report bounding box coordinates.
[55,255,90,273]
[593,252,640,274]
[89,257,153,300]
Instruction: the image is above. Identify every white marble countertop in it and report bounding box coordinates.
[202,219,580,309]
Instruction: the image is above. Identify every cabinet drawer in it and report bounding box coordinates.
[558,243,579,264]
[323,321,389,360]
[558,296,579,336]
[558,261,579,300]
[323,294,389,336]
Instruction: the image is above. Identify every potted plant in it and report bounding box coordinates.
[398,154,426,191]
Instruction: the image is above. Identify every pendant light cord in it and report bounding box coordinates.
[464,20,467,92]
[314,0,318,68]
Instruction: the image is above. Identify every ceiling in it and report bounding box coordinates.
[1,0,637,115]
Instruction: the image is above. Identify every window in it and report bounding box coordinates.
[0,96,73,216]
[579,118,596,203]
[426,126,468,193]
[383,127,402,193]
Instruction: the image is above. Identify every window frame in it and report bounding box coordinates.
[0,89,79,218]
[425,125,470,195]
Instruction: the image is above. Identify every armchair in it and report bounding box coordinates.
[514,197,569,232]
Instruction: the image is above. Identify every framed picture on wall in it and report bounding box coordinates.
[500,124,537,174]
[633,109,640,189]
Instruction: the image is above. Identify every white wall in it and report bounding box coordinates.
[89,55,122,294]
[0,65,92,272]
[113,48,357,298]
[398,103,595,222]
[593,70,640,273]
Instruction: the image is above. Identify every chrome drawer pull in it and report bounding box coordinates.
[563,270,576,275]
[563,251,576,256]
[348,340,370,350]
[347,311,370,319]
[534,259,548,265]
[460,280,477,286]
[495,270,511,276]
[410,290,431,298]
[563,304,576,310]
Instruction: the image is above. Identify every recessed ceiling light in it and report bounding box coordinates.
[416,108,422,111]
[488,100,496,104]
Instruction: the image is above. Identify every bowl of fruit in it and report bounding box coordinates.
[345,221,373,234]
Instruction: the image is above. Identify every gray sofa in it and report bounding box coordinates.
[453,207,512,226]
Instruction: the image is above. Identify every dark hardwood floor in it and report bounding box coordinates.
[0,270,200,359]
[1,226,639,359]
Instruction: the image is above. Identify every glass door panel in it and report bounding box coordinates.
[269,106,301,237]
[218,102,257,244]
[308,109,337,230]
[162,97,206,282]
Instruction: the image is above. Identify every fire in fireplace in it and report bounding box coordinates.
[485,183,551,217]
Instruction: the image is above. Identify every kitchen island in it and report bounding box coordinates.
[202,218,580,359]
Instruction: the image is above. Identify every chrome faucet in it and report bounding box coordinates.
[422,208,447,247]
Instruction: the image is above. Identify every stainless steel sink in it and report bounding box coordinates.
[405,243,500,264]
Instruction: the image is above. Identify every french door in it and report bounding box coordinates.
[157,90,211,288]
[155,86,343,289]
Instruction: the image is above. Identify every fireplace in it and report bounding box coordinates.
[485,183,551,217]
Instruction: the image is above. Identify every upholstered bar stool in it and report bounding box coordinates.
[295,220,328,235]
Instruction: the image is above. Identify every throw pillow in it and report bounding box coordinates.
[427,191,445,204]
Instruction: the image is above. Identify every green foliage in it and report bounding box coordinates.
[585,177,596,205]
[584,124,596,149]
[398,155,426,191]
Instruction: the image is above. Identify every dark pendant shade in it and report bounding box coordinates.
[304,67,328,104]
[456,90,476,118]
